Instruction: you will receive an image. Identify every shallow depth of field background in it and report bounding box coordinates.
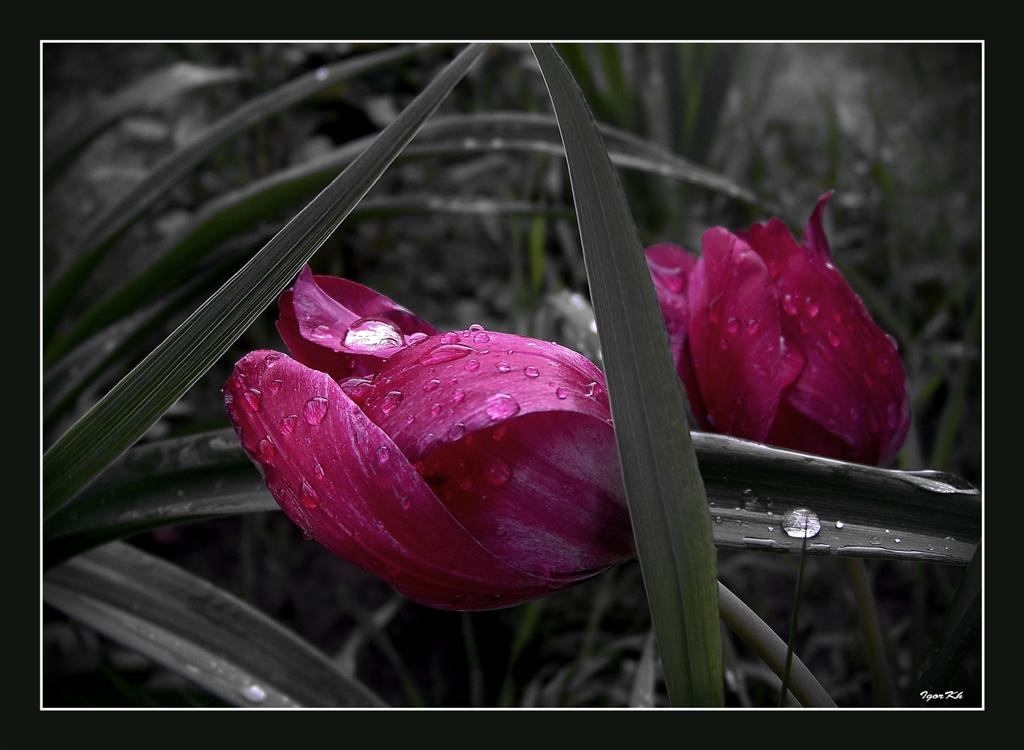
[43,43,981,707]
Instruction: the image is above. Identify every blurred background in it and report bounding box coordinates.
[43,42,981,707]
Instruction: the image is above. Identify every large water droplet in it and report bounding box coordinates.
[524,366,540,378]
[555,387,569,400]
[280,415,298,435]
[421,344,474,365]
[468,323,484,332]
[407,332,428,345]
[304,397,328,425]
[464,359,480,372]
[484,458,511,486]
[343,317,405,355]
[495,361,512,373]
[781,508,821,539]
[380,390,404,416]
[441,332,460,344]
[473,332,490,344]
[447,423,466,442]
[485,393,520,421]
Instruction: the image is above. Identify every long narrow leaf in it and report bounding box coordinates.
[44,43,428,343]
[532,43,722,706]
[44,542,384,707]
[43,44,487,519]
[45,429,981,569]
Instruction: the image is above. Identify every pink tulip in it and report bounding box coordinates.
[224,267,632,610]
[647,192,910,465]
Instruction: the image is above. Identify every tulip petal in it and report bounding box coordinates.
[276,266,436,379]
[802,191,835,260]
[645,244,706,424]
[745,204,910,464]
[686,228,783,441]
[224,350,565,610]
[356,331,632,578]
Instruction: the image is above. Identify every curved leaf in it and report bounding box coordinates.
[45,542,384,707]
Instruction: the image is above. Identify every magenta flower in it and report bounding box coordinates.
[224,267,632,610]
[647,192,910,465]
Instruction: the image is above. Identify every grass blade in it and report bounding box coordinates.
[43,44,487,519]
[45,428,981,569]
[918,546,981,696]
[532,42,722,706]
[718,582,835,708]
[843,558,897,706]
[779,519,811,706]
[44,43,428,344]
[45,542,384,707]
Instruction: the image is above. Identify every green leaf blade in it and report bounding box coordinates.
[532,43,722,706]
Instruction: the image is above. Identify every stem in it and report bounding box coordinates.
[843,558,897,706]
[779,524,810,706]
[718,582,835,708]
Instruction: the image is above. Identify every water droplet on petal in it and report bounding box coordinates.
[452,388,466,404]
[312,461,325,479]
[468,323,484,332]
[311,324,333,340]
[407,332,428,345]
[447,423,466,442]
[421,344,475,365]
[555,387,569,400]
[495,361,512,373]
[827,330,841,347]
[464,359,480,372]
[473,332,490,344]
[719,338,729,350]
[300,480,318,509]
[524,365,540,378]
[584,381,599,397]
[430,403,442,417]
[726,317,739,334]
[485,393,520,421]
[782,508,821,539]
[805,297,820,318]
[280,415,298,435]
[484,458,511,486]
[869,535,881,545]
[423,378,441,393]
[782,294,799,316]
[343,317,405,355]
[441,332,460,344]
[257,438,276,462]
[304,397,328,425]
[242,389,262,413]
[268,379,283,396]
[376,446,391,464]
[380,390,404,416]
